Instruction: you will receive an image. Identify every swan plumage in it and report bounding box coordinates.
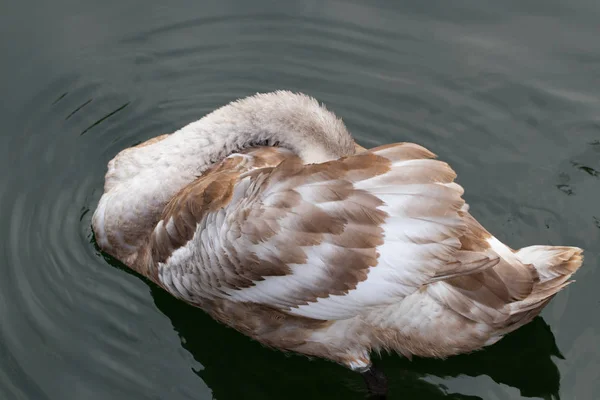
[92,91,583,374]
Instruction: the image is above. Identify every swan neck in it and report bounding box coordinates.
[177,92,357,166]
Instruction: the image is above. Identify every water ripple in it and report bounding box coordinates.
[2,6,599,400]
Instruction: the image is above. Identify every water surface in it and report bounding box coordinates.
[1,1,599,399]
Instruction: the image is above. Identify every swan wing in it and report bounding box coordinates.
[151,143,501,320]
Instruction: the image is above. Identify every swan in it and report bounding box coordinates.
[92,91,583,398]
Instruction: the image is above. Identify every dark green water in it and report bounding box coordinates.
[1,1,599,399]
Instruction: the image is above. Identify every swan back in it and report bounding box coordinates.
[146,142,582,365]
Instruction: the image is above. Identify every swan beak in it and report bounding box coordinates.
[354,143,368,153]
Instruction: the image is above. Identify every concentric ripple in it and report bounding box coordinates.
[2,3,600,400]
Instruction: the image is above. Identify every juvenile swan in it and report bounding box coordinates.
[92,91,583,398]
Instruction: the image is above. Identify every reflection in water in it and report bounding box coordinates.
[98,240,562,400]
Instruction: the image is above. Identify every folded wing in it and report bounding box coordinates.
[150,143,502,320]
